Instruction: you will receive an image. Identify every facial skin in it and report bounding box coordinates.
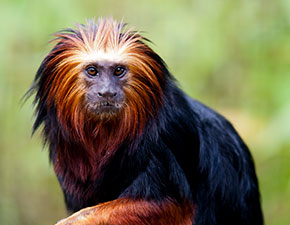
[82,60,127,116]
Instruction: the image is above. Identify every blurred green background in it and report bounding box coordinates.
[0,0,289,224]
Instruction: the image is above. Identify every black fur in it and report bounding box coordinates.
[31,44,263,225]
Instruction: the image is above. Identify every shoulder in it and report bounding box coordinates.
[186,96,226,123]
[185,96,239,135]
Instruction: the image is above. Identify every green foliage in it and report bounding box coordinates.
[0,0,289,224]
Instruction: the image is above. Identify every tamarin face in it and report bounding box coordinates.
[33,18,168,140]
[82,60,126,116]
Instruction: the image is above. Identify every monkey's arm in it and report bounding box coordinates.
[56,198,194,225]
[56,147,195,225]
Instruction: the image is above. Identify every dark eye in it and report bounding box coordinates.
[86,66,98,77]
[114,66,126,77]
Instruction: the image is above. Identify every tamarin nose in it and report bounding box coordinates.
[97,91,117,98]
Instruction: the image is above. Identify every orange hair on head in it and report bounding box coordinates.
[33,18,167,183]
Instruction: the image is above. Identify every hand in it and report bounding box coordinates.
[55,206,106,225]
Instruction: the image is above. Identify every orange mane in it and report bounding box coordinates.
[33,18,167,186]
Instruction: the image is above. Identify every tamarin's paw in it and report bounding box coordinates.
[55,206,104,225]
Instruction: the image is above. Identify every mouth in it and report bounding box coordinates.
[87,101,122,115]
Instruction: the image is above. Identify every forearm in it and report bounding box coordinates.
[56,197,195,225]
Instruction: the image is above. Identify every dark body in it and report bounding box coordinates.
[30,19,264,225]
[41,80,263,225]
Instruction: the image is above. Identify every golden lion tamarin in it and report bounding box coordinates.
[28,18,263,225]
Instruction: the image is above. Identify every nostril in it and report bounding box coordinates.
[97,91,117,98]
